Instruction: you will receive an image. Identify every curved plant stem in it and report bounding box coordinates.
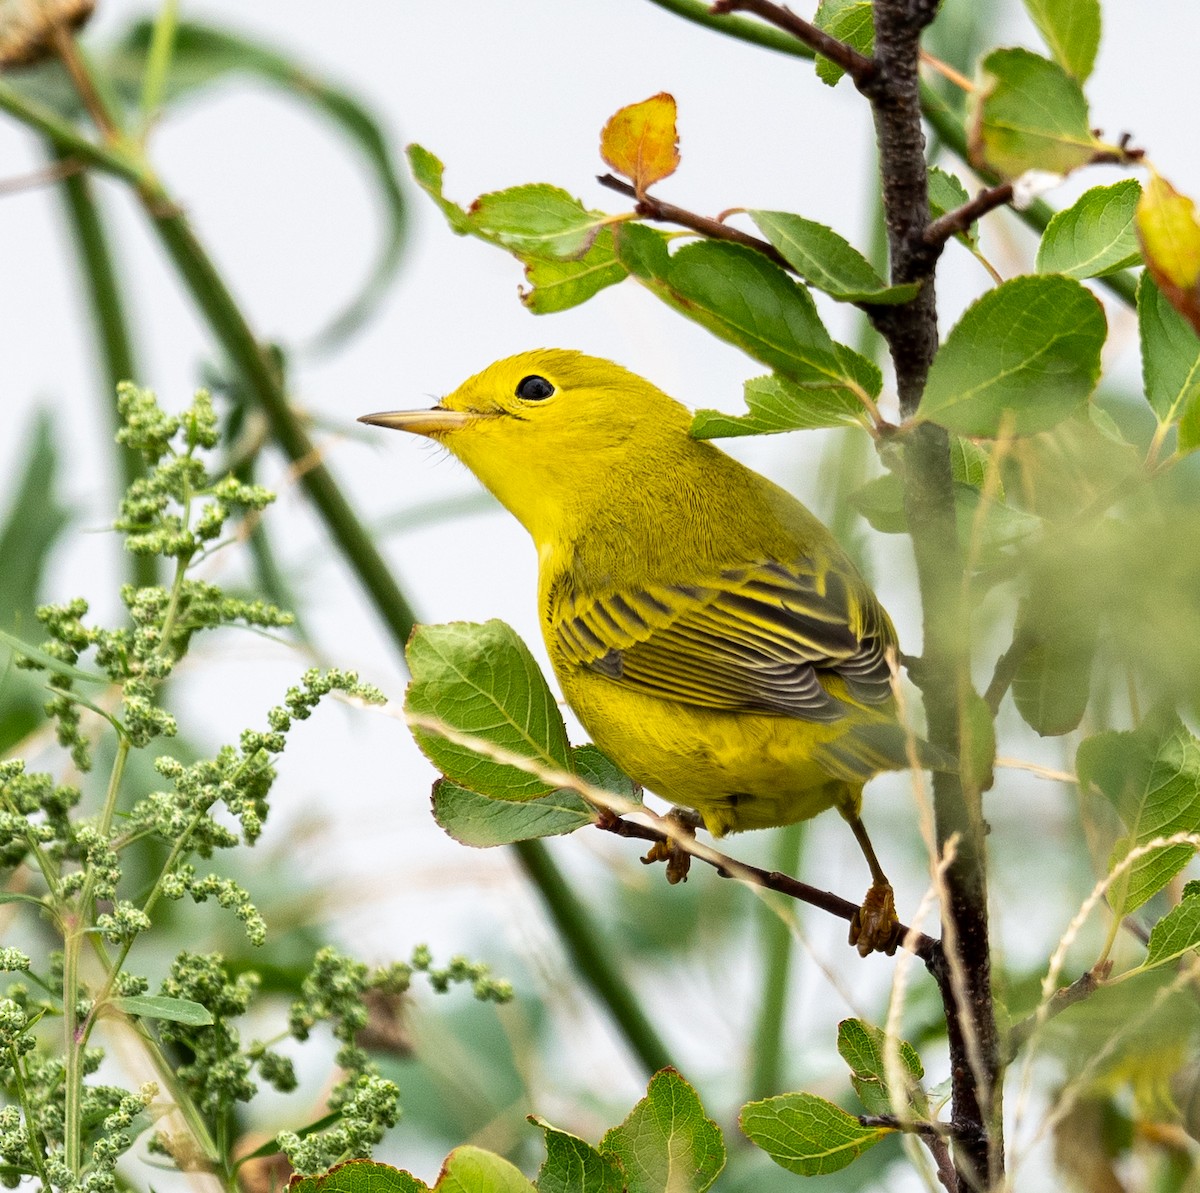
[513,839,674,1076]
[143,196,420,648]
[54,150,157,590]
[748,822,804,1099]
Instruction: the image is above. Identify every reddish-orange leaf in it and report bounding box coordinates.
[600,93,680,196]
[1137,173,1200,335]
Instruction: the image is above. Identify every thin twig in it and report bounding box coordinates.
[597,172,903,358]
[596,814,942,964]
[928,1135,959,1193]
[859,1113,971,1140]
[923,183,1015,248]
[402,708,945,967]
[47,20,121,143]
[710,0,878,88]
[0,156,84,196]
[1006,966,1106,1059]
[597,172,791,270]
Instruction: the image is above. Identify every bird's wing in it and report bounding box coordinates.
[554,560,895,723]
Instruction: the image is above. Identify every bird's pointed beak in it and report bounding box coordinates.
[357,407,476,436]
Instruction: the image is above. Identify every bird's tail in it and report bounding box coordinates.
[815,722,957,784]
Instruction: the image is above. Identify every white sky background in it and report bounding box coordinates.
[2,1,1199,1184]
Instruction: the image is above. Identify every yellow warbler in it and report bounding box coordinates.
[363,349,917,955]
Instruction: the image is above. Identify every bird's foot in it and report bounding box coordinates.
[641,808,701,885]
[849,881,901,957]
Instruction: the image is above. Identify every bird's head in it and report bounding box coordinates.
[360,349,692,543]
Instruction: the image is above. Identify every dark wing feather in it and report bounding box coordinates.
[555,560,896,723]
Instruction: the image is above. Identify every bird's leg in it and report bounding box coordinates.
[641,807,702,885]
[841,806,901,957]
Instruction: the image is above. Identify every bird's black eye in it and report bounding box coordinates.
[516,375,555,401]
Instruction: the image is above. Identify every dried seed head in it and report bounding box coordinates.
[0,0,95,69]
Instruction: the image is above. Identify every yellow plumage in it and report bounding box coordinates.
[362,349,916,954]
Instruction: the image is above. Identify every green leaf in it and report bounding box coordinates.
[0,411,70,629]
[109,996,214,1026]
[615,226,867,399]
[435,1147,535,1193]
[692,372,870,439]
[850,474,908,535]
[429,757,644,928]
[749,211,919,304]
[1037,180,1142,279]
[1144,889,1200,971]
[408,147,625,313]
[0,629,109,687]
[917,274,1106,436]
[1023,0,1101,81]
[531,1117,624,1193]
[970,48,1098,179]
[927,167,978,249]
[949,437,1003,495]
[1181,393,1200,455]
[1011,574,1098,737]
[408,144,472,234]
[962,690,997,794]
[851,470,1034,545]
[813,0,874,86]
[112,20,408,352]
[1138,273,1200,430]
[1077,707,1200,914]
[469,185,610,261]
[837,1019,929,1118]
[740,1092,891,1177]
[290,1159,429,1193]
[0,893,49,910]
[237,1113,340,1162]
[572,744,640,802]
[599,1069,725,1193]
[1013,638,1096,738]
[432,780,593,847]
[405,620,571,800]
[520,227,627,313]
[835,342,885,402]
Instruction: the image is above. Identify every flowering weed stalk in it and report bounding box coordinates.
[0,386,510,1192]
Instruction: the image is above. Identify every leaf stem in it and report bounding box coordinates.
[138,0,181,135]
[61,928,84,1172]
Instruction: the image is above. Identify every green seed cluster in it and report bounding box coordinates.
[0,384,510,1190]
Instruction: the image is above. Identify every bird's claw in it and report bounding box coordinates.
[641,808,699,884]
[849,881,901,957]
